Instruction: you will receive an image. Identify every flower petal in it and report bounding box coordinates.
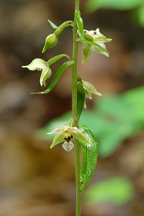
[62,141,74,152]
[40,66,52,87]
[73,131,92,147]
[22,58,46,71]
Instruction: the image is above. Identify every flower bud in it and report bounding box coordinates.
[42,33,58,53]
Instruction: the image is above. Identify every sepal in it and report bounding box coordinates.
[50,133,65,149]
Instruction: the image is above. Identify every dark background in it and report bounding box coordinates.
[0,0,144,215]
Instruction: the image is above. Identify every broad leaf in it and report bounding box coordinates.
[31,61,73,94]
[137,6,144,27]
[86,0,142,13]
[85,177,134,205]
[80,126,98,191]
[80,146,87,183]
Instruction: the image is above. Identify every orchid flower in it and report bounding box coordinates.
[22,58,52,87]
[82,28,112,62]
[48,124,92,151]
[82,80,102,100]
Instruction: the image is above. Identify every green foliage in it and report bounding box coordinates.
[137,5,144,27]
[80,126,98,191]
[40,87,144,157]
[86,0,143,12]
[32,61,73,94]
[85,177,134,205]
[86,0,144,27]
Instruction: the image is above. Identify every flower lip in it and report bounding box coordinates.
[62,141,74,152]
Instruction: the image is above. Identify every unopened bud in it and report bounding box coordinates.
[42,33,58,53]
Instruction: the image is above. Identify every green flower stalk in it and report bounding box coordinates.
[22,0,112,215]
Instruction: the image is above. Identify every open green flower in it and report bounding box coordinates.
[82,28,112,62]
[48,124,92,151]
[82,80,102,99]
[22,58,52,87]
[82,80,102,108]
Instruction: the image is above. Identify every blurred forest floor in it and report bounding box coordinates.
[0,0,144,215]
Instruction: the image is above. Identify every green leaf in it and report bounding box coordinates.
[80,126,98,191]
[85,177,134,205]
[137,5,144,27]
[48,19,58,29]
[79,39,110,56]
[100,0,142,10]
[75,9,84,38]
[48,54,70,67]
[80,146,87,183]
[77,81,86,118]
[50,134,65,149]
[86,0,142,13]
[31,61,73,95]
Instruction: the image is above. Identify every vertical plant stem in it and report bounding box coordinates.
[72,0,80,216]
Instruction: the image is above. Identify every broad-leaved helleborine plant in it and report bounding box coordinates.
[22,0,112,215]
